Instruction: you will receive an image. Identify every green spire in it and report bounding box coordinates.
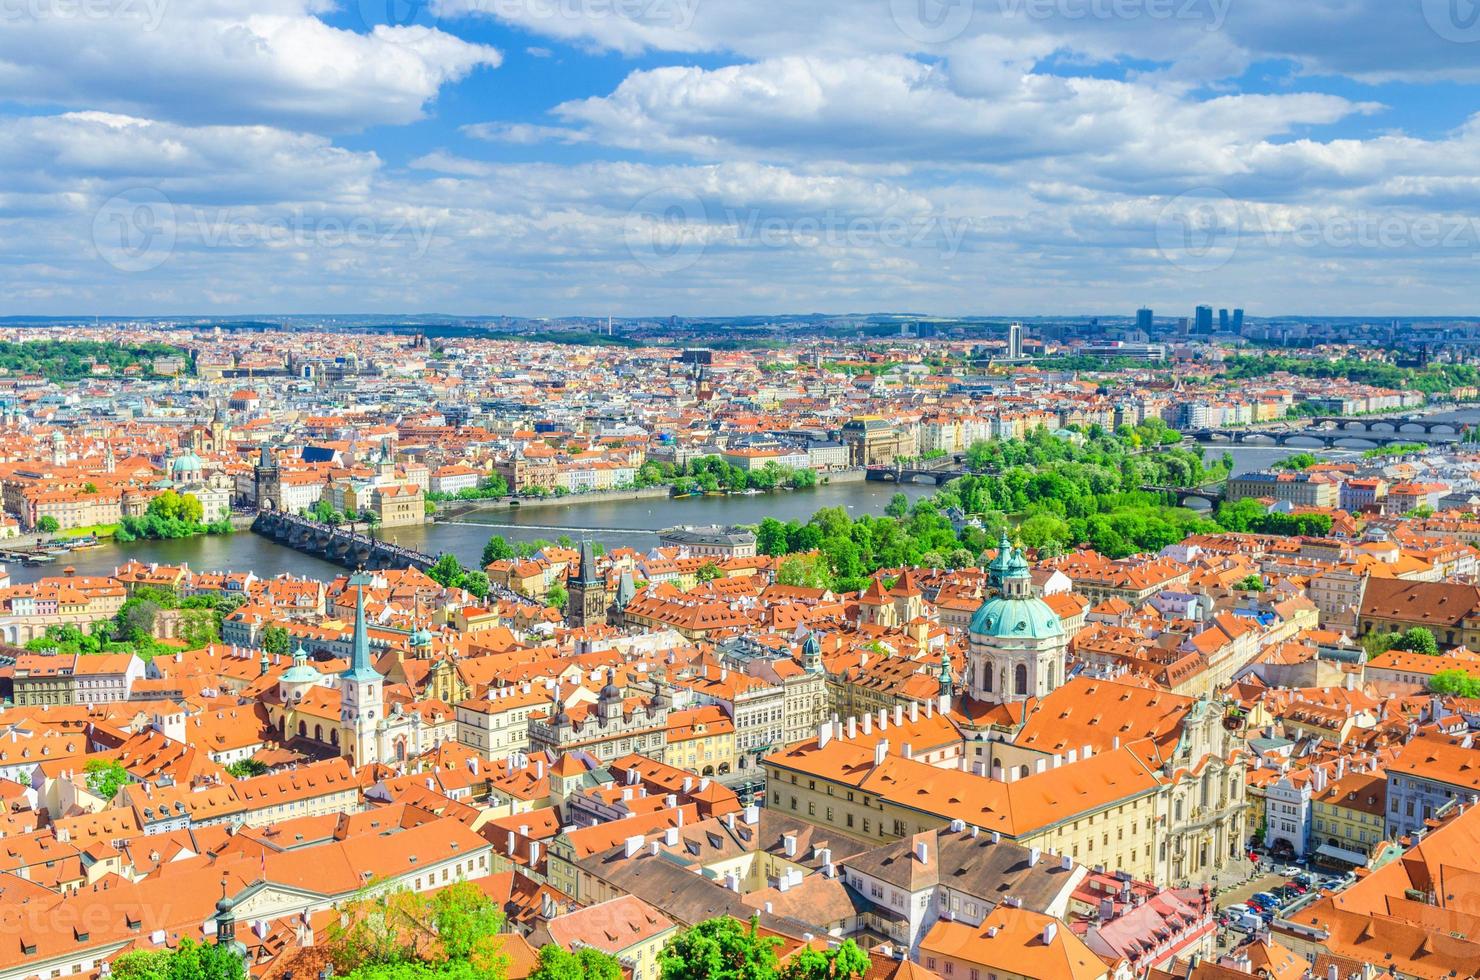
[343,569,381,683]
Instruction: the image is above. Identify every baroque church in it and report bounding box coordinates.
[966,533,1070,704]
[265,570,447,767]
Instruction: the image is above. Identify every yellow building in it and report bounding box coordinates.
[665,705,736,777]
[1310,769,1387,864]
[763,708,1166,884]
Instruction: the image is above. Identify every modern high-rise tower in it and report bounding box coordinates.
[1194,305,1214,334]
[1136,308,1153,332]
[1006,322,1024,359]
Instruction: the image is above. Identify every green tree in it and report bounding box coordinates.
[885,492,910,518]
[781,940,871,980]
[530,946,623,980]
[1237,574,1265,592]
[777,553,833,590]
[1391,627,1439,655]
[327,881,508,975]
[461,571,491,599]
[427,553,467,590]
[482,535,515,567]
[112,939,244,980]
[546,584,568,610]
[1431,670,1480,698]
[85,758,130,801]
[259,625,292,654]
[226,759,269,779]
[36,515,59,533]
[660,917,779,980]
[755,518,789,556]
[697,562,722,583]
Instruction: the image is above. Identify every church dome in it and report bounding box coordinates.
[172,452,203,473]
[969,594,1063,640]
[278,646,320,684]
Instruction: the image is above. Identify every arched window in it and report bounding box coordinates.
[314,724,323,742]
[982,663,992,693]
[297,720,307,737]
[330,729,340,746]
[1018,765,1030,780]
[1014,663,1028,695]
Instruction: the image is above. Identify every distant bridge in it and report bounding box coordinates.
[1189,428,1461,449]
[1143,484,1227,507]
[865,460,969,485]
[252,512,439,572]
[1306,416,1463,435]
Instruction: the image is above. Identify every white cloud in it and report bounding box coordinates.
[0,1,500,130]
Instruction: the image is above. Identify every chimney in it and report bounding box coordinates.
[528,841,540,865]
[624,835,644,858]
[894,704,904,727]
[744,805,759,825]
[874,739,889,767]
[878,707,888,730]
[1028,847,1040,867]
[1041,922,1057,944]
[665,827,679,846]
[909,701,919,723]
[847,717,857,740]
[903,743,914,760]
[861,714,872,735]
[914,840,929,863]
[784,834,797,857]
[1061,855,1072,871]
[818,723,832,748]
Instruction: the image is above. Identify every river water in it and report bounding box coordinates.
[0,443,1371,585]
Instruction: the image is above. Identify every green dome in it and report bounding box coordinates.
[172,452,203,472]
[279,646,320,684]
[969,595,1063,640]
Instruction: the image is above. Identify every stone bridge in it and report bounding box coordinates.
[1188,428,1461,449]
[1142,484,1227,507]
[865,458,970,485]
[252,512,439,571]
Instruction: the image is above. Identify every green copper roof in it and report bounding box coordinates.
[969,594,1063,640]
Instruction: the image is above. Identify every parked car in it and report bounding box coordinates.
[1252,891,1281,906]
[1223,904,1251,917]
[1228,912,1264,933]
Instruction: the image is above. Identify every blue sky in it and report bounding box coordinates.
[2,0,1479,316]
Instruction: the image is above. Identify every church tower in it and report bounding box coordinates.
[966,543,1067,704]
[340,570,384,766]
[567,541,608,628]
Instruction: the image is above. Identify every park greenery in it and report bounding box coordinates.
[24,584,241,659]
[1222,353,1480,396]
[749,421,1233,591]
[427,474,510,502]
[1361,443,1428,458]
[115,490,234,542]
[1273,452,1322,471]
[668,456,817,495]
[0,339,191,381]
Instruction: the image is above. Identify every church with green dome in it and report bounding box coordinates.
[967,533,1069,704]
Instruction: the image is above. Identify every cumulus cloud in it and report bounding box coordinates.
[0,1,500,130]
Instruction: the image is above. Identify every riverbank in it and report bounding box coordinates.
[437,470,867,519]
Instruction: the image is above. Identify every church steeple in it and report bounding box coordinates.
[340,569,384,767]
